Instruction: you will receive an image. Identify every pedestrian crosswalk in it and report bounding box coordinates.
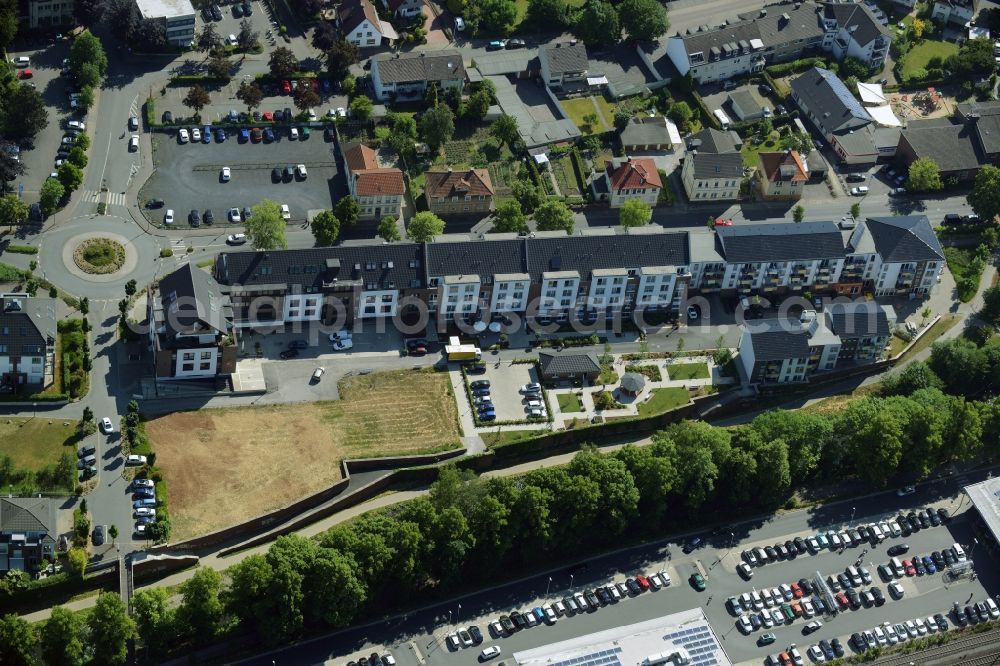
[84,190,127,207]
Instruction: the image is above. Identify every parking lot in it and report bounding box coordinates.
[141,126,345,227]
[465,362,542,423]
[196,0,281,57]
[6,42,83,203]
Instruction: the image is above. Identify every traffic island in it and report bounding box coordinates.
[72,238,126,275]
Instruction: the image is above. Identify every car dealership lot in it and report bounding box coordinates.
[141,127,343,227]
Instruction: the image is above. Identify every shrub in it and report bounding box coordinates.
[4,244,37,254]
[160,248,174,258]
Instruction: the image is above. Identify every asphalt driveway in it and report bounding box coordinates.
[141,127,345,227]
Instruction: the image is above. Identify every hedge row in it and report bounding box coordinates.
[4,245,37,254]
[691,89,720,130]
[569,149,587,194]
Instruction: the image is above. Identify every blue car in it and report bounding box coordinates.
[321,78,331,93]
[202,125,212,143]
[479,411,496,421]
[263,127,274,142]
[239,128,250,142]
[215,128,226,142]
[923,556,936,573]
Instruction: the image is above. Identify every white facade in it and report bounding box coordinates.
[491,274,530,313]
[586,269,629,311]
[538,271,581,318]
[439,276,480,317]
[358,289,398,318]
[681,161,741,201]
[283,293,324,322]
[174,347,219,378]
[636,268,681,309]
[666,36,766,83]
[344,17,383,47]
[931,0,975,26]
[135,0,196,46]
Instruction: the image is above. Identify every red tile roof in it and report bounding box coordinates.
[354,169,405,197]
[424,168,495,198]
[344,143,378,172]
[605,158,661,190]
[338,0,382,36]
[758,151,808,182]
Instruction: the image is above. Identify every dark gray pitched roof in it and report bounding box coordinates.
[822,2,887,46]
[524,233,689,281]
[826,302,891,338]
[372,49,465,84]
[155,264,231,339]
[689,152,744,180]
[748,322,814,361]
[0,296,55,359]
[620,117,676,146]
[716,222,845,263]
[538,350,600,376]
[0,497,56,534]
[791,67,872,136]
[540,41,588,75]
[956,100,1000,119]
[900,120,984,172]
[862,216,944,263]
[688,127,738,154]
[972,115,1000,156]
[217,244,427,291]
[426,239,525,280]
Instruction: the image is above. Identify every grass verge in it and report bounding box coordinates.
[556,393,582,413]
[636,387,690,417]
[666,362,710,380]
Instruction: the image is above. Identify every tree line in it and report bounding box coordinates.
[5,335,1000,663]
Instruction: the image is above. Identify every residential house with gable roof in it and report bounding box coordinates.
[756,150,808,200]
[619,116,681,152]
[539,41,594,95]
[0,294,55,391]
[424,168,495,216]
[342,143,405,220]
[592,157,663,207]
[337,0,396,47]
[820,2,890,70]
[0,496,59,572]
[931,0,975,26]
[895,101,1000,182]
[843,216,945,297]
[680,128,743,202]
[380,0,423,18]
[790,66,880,165]
[370,50,465,102]
[148,263,237,380]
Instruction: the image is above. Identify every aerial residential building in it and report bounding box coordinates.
[25,0,75,28]
[843,216,945,297]
[424,168,495,216]
[0,497,59,573]
[591,157,662,208]
[619,116,682,152]
[148,264,237,380]
[727,90,770,121]
[896,102,1000,182]
[931,0,976,26]
[0,295,55,391]
[539,41,592,95]
[825,301,897,361]
[370,50,465,102]
[381,0,423,18]
[681,128,743,202]
[790,67,879,165]
[338,0,397,47]
[341,143,405,220]
[134,0,196,46]
[820,3,890,71]
[537,350,601,384]
[654,1,890,84]
[756,151,808,200]
[738,310,843,384]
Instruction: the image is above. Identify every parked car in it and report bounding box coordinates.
[100,417,114,433]
[126,454,148,465]
[850,186,869,196]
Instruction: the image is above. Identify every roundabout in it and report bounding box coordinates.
[41,216,162,298]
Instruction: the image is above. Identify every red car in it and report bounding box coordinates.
[16,69,32,79]
[635,575,650,591]
[903,559,916,576]
[790,582,803,598]
[262,111,273,121]
[835,592,849,609]
[281,80,292,94]
[714,217,733,226]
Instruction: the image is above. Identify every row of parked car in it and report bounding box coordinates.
[344,652,395,666]
[131,477,156,537]
[876,541,967,582]
[849,612,955,655]
[465,571,672,650]
[741,508,950,571]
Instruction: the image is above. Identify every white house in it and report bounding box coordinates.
[370,50,465,102]
[0,295,55,390]
[338,0,397,47]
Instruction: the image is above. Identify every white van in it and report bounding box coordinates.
[870,524,884,542]
[952,542,967,562]
[890,557,904,577]
[847,565,862,586]
[11,56,29,67]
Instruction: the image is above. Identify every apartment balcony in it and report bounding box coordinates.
[817,266,831,275]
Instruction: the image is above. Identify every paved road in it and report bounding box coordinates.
[232,471,999,666]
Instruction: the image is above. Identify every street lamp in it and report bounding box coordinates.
[730,532,735,549]
[457,603,461,621]
[570,574,575,589]
[546,576,552,595]
[850,506,856,522]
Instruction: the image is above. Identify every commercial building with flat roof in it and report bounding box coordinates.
[964,477,1000,557]
[134,0,196,46]
[512,609,732,666]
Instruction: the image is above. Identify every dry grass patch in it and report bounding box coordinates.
[146,369,461,541]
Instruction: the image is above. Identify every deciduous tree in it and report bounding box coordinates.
[335,196,360,227]
[268,46,299,79]
[419,105,455,152]
[619,198,651,228]
[293,84,321,113]
[969,164,1000,222]
[534,199,574,233]
[492,200,528,234]
[39,178,65,215]
[57,162,83,192]
[407,211,446,242]
[182,85,211,117]
[511,179,544,214]
[236,81,263,114]
[792,205,805,223]
[69,32,108,79]
[132,588,174,659]
[378,215,400,242]
[310,210,341,246]
[0,194,29,226]
[619,0,670,42]
[525,0,569,30]
[572,0,619,46]
[2,84,49,141]
[466,0,517,35]
[176,567,224,640]
[490,114,520,148]
[325,38,359,79]
[247,199,288,250]
[0,613,36,666]
[41,605,85,666]
[88,592,136,665]
[906,157,943,192]
[348,95,373,121]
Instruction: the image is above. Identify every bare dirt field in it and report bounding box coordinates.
[146,369,462,541]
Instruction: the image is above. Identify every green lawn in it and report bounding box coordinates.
[944,246,984,301]
[0,418,78,471]
[560,96,616,135]
[666,362,711,380]
[637,387,690,417]
[741,138,780,168]
[514,0,585,30]
[556,393,582,413]
[898,40,958,80]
